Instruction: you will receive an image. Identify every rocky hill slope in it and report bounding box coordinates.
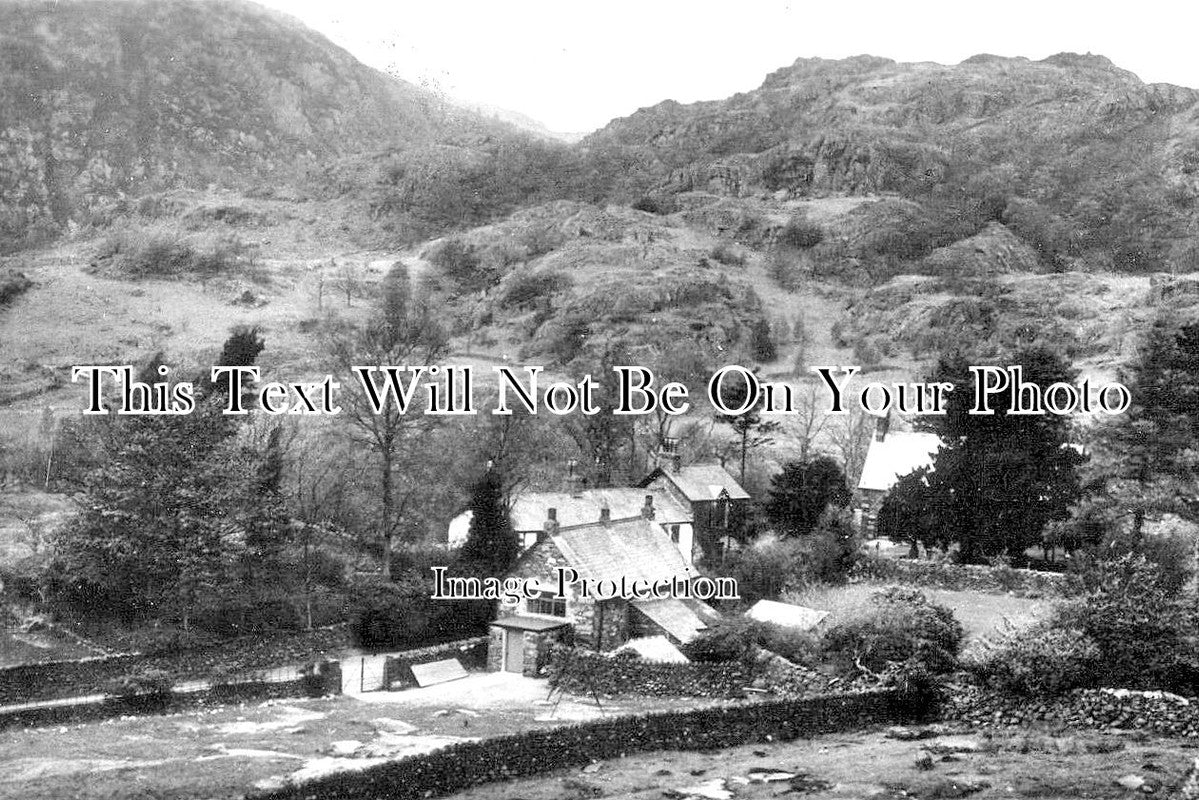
[584,54,1199,274]
[0,0,517,252]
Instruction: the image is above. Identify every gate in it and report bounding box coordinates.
[341,655,388,693]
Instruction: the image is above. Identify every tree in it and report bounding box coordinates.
[915,346,1084,563]
[458,470,520,577]
[325,269,449,578]
[49,327,280,627]
[559,342,635,487]
[1088,314,1199,542]
[765,456,852,538]
[713,368,781,484]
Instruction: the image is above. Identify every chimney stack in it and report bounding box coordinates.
[599,506,611,525]
[641,494,655,520]
[565,459,584,497]
[539,507,560,543]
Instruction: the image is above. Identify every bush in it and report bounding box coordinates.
[105,668,173,709]
[429,238,496,293]
[632,195,676,215]
[822,588,963,676]
[710,242,747,267]
[754,623,821,667]
[499,271,570,309]
[680,616,820,668]
[680,617,758,663]
[778,216,825,249]
[1051,554,1199,693]
[969,625,1099,697]
[0,270,32,305]
[95,227,247,277]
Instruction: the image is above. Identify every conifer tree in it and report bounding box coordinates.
[458,470,519,577]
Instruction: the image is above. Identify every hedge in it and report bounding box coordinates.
[851,557,1079,597]
[249,688,922,800]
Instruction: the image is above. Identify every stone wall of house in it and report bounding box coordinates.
[504,538,629,651]
[486,627,504,671]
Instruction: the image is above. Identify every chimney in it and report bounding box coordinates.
[874,413,891,442]
[641,494,655,520]
[658,436,682,473]
[539,507,560,543]
[566,459,585,497]
[598,506,611,526]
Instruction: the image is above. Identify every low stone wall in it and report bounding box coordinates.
[249,688,919,800]
[382,637,489,689]
[852,557,1079,597]
[0,626,349,706]
[0,662,342,731]
[943,684,1199,737]
[548,646,752,698]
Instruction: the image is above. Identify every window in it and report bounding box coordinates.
[527,592,566,617]
[669,525,680,544]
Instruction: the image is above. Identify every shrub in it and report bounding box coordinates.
[680,617,757,663]
[822,587,963,676]
[722,535,806,605]
[778,216,825,249]
[681,616,820,668]
[95,227,246,277]
[0,270,32,305]
[754,623,821,667]
[632,195,676,215]
[968,624,1099,697]
[429,238,496,293]
[1051,554,1199,693]
[499,271,570,309]
[710,242,747,267]
[105,668,174,709]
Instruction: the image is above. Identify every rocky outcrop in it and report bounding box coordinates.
[920,223,1042,277]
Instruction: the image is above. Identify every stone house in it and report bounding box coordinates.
[854,423,941,536]
[638,460,751,562]
[486,510,721,675]
[449,487,695,565]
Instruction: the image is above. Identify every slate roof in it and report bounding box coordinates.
[746,599,829,631]
[632,598,710,644]
[509,488,691,532]
[611,635,689,663]
[490,615,572,632]
[642,463,750,502]
[553,518,696,586]
[856,432,942,493]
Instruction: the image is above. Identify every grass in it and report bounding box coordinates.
[784,581,1049,644]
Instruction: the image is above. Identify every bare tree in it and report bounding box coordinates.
[325,271,448,578]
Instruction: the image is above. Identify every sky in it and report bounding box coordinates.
[255,1,1199,135]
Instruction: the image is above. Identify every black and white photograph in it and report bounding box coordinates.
[3,1,1199,797]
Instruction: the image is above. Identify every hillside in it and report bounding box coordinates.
[583,53,1199,274]
[0,0,519,252]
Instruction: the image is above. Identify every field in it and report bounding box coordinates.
[444,724,1196,800]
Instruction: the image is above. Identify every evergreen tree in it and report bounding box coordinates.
[765,456,851,538]
[458,470,520,577]
[915,346,1084,563]
[1089,314,1199,541]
